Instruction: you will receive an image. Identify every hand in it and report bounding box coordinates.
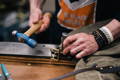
[29,8,50,32]
[63,33,99,59]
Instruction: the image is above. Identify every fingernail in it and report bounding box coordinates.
[70,49,74,53]
[76,55,81,59]
[63,50,67,55]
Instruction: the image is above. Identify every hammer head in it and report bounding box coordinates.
[12,30,37,48]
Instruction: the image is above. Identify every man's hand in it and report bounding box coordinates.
[29,8,50,32]
[63,33,99,59]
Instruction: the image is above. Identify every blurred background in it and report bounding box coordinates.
[0,0,119,43]
[0,0,56,43]
[0,0,29,41]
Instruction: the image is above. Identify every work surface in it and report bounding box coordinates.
[0,62,75,80]
[0,42,75,80]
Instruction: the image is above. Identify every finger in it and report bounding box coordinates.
[29,20,33,27]
[63,35,77,48]
[63,45,73,54]
[36,16,50,33]
[75,48,92,59]
[33,15,41,24]
[72,38,85,46]
[63,44,77,54]
[39,24,48,32]
[70,43,86,55]
[39,13,43,19]
[39,18,50,32]
[43,15,50,25]
[75,50,87,59]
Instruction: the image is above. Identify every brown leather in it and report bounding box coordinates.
[0,61,75,80]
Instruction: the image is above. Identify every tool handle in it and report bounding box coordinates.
[24,13,51,36]
[1,64,10,76]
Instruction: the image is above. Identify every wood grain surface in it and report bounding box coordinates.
[0,42,75,80]
[0,58,75,80]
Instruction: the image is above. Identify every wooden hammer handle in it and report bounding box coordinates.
[24,13,51,37]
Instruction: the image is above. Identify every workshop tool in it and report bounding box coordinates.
[0,74,5,80]
[12,30,37,48]
[0,64,13,80]
[12,13,51,48]
[60,32,68,51]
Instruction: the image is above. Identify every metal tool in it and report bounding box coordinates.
[12,30,37,48]
[12,13,51,48]
[0,74,5,80]
[52,32,69,60]
[60,32,68,51]
[0,64,13,80]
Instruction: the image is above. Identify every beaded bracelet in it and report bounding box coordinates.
[92,29,109,49]
[97,29,109,45]
[92,26,114,49]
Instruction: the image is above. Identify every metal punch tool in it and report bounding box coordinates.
[0,64,13,80]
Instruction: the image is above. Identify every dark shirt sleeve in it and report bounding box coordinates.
[96,0,120,21]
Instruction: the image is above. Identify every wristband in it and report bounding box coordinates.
[100,26,114,43]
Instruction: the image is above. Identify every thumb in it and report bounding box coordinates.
[33,14,41,24]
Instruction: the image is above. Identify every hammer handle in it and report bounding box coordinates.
[24,13,51,37]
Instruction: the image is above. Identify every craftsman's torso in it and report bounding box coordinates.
[57,0,97,29]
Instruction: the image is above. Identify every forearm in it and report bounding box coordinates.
[91,19,120,49]
[29,0,41,11]
[105,19,120,39]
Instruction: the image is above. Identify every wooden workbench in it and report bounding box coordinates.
[0,58,75,80]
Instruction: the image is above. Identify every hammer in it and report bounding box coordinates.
[12,13,51,48]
